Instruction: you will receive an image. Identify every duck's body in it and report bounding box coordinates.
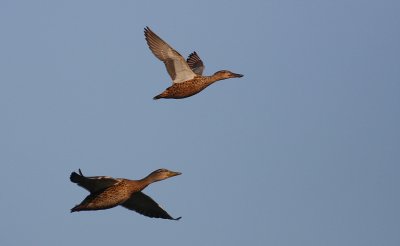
[70,178,143,212]
[70,169,181,220]
[144,27,243,99]
[154,77,213,100]
[154,72,240,99]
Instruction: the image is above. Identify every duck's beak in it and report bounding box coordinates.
[231,73,244,78]
[169,171,182,177]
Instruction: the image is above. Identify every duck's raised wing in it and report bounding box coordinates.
[121,191,181,220]
[144,27,196,84]
[187,51,205,75]
[70,169,120,194]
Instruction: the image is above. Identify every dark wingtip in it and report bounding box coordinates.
[70,172,78,182]
[70,169,83,183]
[144,26,152,35]
[153,95,161,100]
[188,51,197,57]
[174,216,182,221]
[187,51,198,62]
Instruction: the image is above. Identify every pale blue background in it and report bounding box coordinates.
[1,1,399,245]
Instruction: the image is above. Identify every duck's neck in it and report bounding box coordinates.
[204,74,227,86]
[140,174,160,187]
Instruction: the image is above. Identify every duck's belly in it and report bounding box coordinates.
[164,81,209,99]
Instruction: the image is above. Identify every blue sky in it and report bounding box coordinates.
[1,1,399,245]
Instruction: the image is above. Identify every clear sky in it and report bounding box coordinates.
[1,1,399,245]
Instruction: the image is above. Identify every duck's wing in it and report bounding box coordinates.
[70,169,120,193]
[144,27,196,84]
[187,51,205,75]
[121,191,181,220]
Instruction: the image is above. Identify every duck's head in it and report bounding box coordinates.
[147,168,182,183]
[213,70,244,79]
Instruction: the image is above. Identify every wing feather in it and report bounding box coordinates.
[121,192,181,220]
[70,169,120,194]
[144,27,196,84]
[187,51,205,75]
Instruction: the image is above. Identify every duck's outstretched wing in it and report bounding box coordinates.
[70,169,120,193]
[187,51,205,75]
[144,26,196,84]
[121,191,181,220]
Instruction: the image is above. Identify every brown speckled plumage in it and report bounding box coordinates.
[144,27,243,99]
[70,169,181,220]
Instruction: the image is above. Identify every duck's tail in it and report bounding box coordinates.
[153,94,162,100]
[70,205,81,213]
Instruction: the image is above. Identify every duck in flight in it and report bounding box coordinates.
[70,168,182,220]
[144,27,243,99]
